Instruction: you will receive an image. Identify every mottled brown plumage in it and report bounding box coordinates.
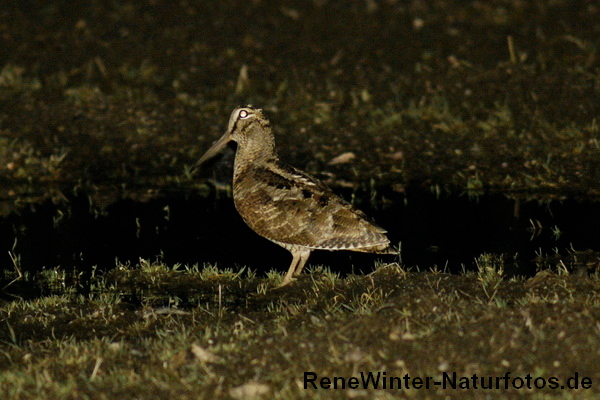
[196,105,394,285]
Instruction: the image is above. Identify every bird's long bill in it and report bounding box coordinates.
[193,131,233,170]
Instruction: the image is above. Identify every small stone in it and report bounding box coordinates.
[327,151,356,165]
[229,382,270,399]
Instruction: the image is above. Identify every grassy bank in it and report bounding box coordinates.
[2,258,600,399]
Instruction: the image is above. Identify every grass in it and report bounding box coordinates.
[1,259,600,399]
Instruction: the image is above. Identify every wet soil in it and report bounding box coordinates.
[1,185,599,296]
[1,0,599,215]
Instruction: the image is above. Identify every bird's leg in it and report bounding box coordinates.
[280,250,311,286]
[293,250,311,276]
[280,251,301,286]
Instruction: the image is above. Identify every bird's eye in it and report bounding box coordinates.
[239,110,250,119]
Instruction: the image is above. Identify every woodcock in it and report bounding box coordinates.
[195,105,395,285]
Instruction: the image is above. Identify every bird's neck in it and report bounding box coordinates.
[233,127,279,176]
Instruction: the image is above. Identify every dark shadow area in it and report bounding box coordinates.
[1,186,599,295]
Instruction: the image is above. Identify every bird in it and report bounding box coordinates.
[195,105,395,285]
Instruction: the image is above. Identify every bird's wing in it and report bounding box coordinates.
[233,163,391,251]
